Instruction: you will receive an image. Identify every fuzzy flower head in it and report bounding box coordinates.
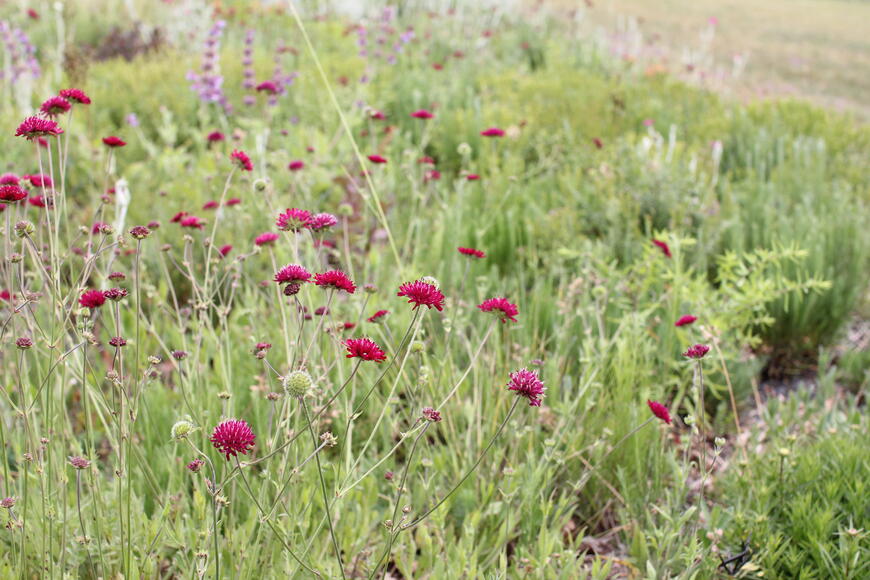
[647,400,672,424]
[683,344,710,359]
[397,280,445,311]
[458,246,485,259]
[276,208,311,232]
[102,136,126,148]
[0,185,27,203]
[308,213,338,232]
[507,368,545,407]
[210,419,256,460]
[171,418,196,440]
[314,270,356,294]
[674,315,697,327]
[422,407,442,422]
[282,370,313,398]
[40,96,72,117]
[186,458,204,473]
[103,287,128,301]
[230,149,254,171]
[344,338,387,363]
[129,225,151,239]
[59,88,91,105]
[274,264,312,285]
[254,232,279,246]
[652,239,672,258]
[68,456,91,469]
[16,116,64,140]
[478,297,518,323]
[79,289,106,309]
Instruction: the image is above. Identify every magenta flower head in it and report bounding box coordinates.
[187,458,205,473]
[254,232,279,246]
[59,88,91,105]
[210,419,256,460]
[102,136,126,148]
[40,96,72,117]
[652,239,672,258]
[397,280,445,311]
[314,270,356,294]
[507,368,545,407]
[367,154,388,164]
[79,289,106,309]
[0,173,19,186]
[180,216,206,229]
[274,264,312,285]
[478,297,519,323]
[367,309,389,323]
[255,80,279,94]
[647,400,672,424]
[683,344,711,359]
[422,407,442,422]
[458,246,485,259]
[480,127,505,137]
[410,109,434,119]
[0,185,27,203]
[308,213,338,232]
[288,160,305,171]
[16,116,64,140]
[207,131,225,143]
[276,208,311,232]
[28,174,52,188]
[345,337,387,363]
[675,315,697,327]
[230,149,254,171]
[68,456,91,469]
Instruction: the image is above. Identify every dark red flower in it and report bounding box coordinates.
[592,137,604,149]
[307,213,337,232]
[28,195,48,208]
[254,232,279,246]
[480,127,505,137]
[0,173,19,185]
[314,270,356,294]
[344,337,387,363]
[231,149,254,171]
[202,200,219,210]
[370,110,386,120]
[15,116,63,140]
[103,288,127,301]
[180,215,206,229]
[652,239,672,258]
[410,109,434,119]
[418,156,436,165]
[683,344,710,359]
[207,131,225,143]
[422,407,442,422]
[424,169,441,182]
[59,88,91,105]
[274,264,312,285]
[674,315,697,327]
[79,289,106,309]
[276,208,311,232]
[187,458,204,472]
[478,297,519,323]
[129,225,151,239]
[28,174,52,188]
[102,136,126,148]
[0,185,27,203]
[466,174,480,181]
[225,198,241,206]
[170,211,189,223]
[288,160,305,171]
[255,81,279,94]
[367,154,388,164]
[109,336,127,348]
[210,419,256,460]
[647,400,672,424]
[91,221,108,234]
[40,97,71,117]
[219,244,233,257]
[507,368,545,407]
[458,246,485,259]
[367,309,389,323]
[397,280,445,311]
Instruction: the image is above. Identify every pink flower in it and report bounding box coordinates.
[367,309,389,323]
[458,246,485,259]
[91,221,108,234]
[314,270,356,294]
[0,185,27,203]
[210,419,256,460]
[647,400,671,424]
[102,136,126,148]
[187,458,204,472]
[0,173,19,185]
[507,368,545,407]
[370,110,386,120]
[674,315,697,327]
[254,232,279,246]
[202,200,219,210]
[170,211,188,223]
[15,116,64,140]
[397,280,445,311]
[40,97,71,117]
[207,131,225,142]
[344,338,387,363]
[274,264,312,285]
[643,119,654,127]
[276,208,311,232]
[288,160,305,171]
[424,169,441,182]
[231,149,254,171]
[225,198,241,206]
[79,289,106,309]
[466,174,480,181]
[255,81,279,94]
[180,216,206,229]
[480,127,505,137]
[28,174,52,188]
[652,239,672,258]
[308,213,338,232]
[219,244,233,257]
[683,344,710,359]
[422,407,442,422]
[418,156,436,165]
[59,88,91,105]
[410,109,434,119]
[367,154,388,164]
[28,195,48,208]
[478,297,519,323]
[104,287,127,301]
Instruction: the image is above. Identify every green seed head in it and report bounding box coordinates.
[171,418,195,440]
[283,370,313,398]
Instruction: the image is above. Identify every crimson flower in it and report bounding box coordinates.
[480,127,505,137]
[367,154,388,164]
[210,419,256,460]
[231,149,254,171]
[397,280,445,311]
[255,81,279,94]
[288,160,305,171]
[254,232,279,246]
[314,270,356,294]
[274,264,312,285]
[683,344,710,359]
[170,211,188,223]
[466,174,480,181]
[0,173,19,185]
[675,315,697,327]
[370,110,386,120]
[458,246,485,259]
[225,198,241,206]
[40,97,71,117]
[478,297,519,323]
[102,136,126,148]
[15,116,63,140]
[652,239,672,258]
[647,400,672,424]
[202,200,219,210]
[103,288,128,301]
[187,458,204,472]
[276,208,311,232]
[79,289,106,309]
[59,88,91,105]
[180,216,206,229]
[28,174,52,188]
[367,309,389,323]
[219,245,233,257]
[410,109,434,119]
[0,185,27,203]
[418,156,436,165]
[207,131,225,142]
[344,338,387,363]
[308,213,338,232]
[507,368,545,407]
[422,407,442,422]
